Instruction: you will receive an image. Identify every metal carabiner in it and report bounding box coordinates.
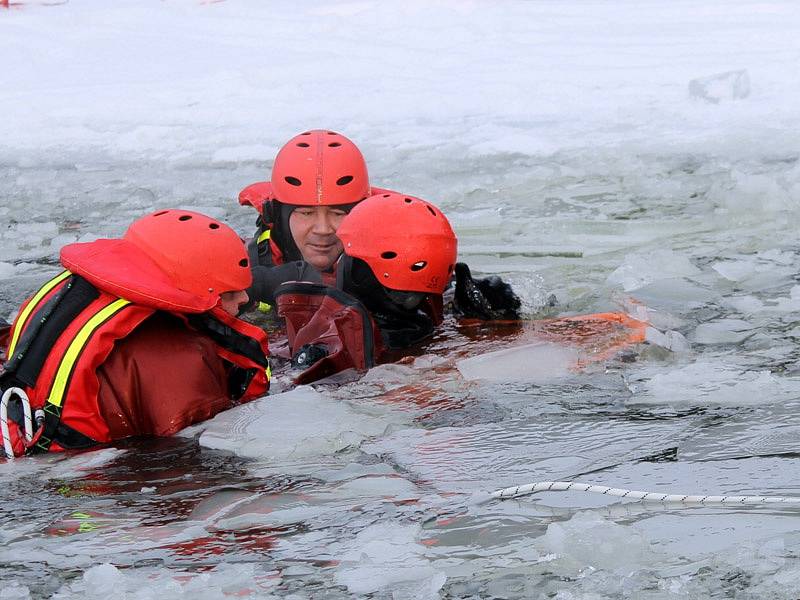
[1,387,33,459]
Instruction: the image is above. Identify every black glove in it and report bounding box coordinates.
[453,262,521,320]
[292,344,329,369]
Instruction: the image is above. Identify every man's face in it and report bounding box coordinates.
[289,205,348,270]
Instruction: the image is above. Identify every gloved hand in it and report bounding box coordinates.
[292,344,329,369]
[453,262,521,320]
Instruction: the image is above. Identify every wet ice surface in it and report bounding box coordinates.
[4,1,800,598]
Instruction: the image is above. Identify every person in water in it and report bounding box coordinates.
[238,129,521,322]
[0,210,270,458]
[273,192,521,384]
[238,129,403,310]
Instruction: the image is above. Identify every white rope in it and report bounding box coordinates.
[492,481,800,505]
[1,387,33,460]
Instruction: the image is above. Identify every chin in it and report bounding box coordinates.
[306,256,335,271]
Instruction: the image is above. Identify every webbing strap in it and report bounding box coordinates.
[46,298,131,408]
[6,276,100,388]
[33,403,62,454]
[7,271,71,359]
[33,297,132,454]
[186,313,269,369]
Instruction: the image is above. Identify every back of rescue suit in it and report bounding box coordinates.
[0,210,270,458]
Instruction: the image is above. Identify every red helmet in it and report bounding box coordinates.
[124,210,251,300]
[237,181,273,213]
[336,193,457,294]
[271,130,370,206]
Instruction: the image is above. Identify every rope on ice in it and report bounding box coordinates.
[492,481,800,505]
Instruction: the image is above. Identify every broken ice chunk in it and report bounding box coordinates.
[694,319,754,344]
[688,69,750,104]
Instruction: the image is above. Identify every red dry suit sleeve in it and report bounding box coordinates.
[275,283,379,385]
[96,313,234,439]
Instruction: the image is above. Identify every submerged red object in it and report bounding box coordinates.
[456,311,651,382]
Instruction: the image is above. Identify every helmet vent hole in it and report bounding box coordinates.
[328,142,341,148]
[209,223,220,230]
[327,131,337,135]
[178,215,192,221]
[404,197,413,204]
[296,142,310,148]
[153,210,168,217]
[336,175,354,186]
[427,206,437,216]
[381,251,397,260]
[239,258,249,267]
[285,176,302,187]
[301,131,311,135]
[383,194,390,198]
[410,261,427,272]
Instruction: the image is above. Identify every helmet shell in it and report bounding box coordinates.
[336,193,457,294]
[237,181,274,213]
[271,130,370,206]
[124,209,251,300]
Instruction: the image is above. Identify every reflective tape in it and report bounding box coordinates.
[47,298,131,408]
[8,270,71,358]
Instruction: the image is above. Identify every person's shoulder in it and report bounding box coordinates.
[120,312,218,357]
[133,311,189,336]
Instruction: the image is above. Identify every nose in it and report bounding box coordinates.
[310,211,336,234]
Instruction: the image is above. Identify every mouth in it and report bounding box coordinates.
[307,242,336,253]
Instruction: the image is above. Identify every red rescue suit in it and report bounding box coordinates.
[275,282,380,384]
[274,281,443,385]
[1,241,270,456]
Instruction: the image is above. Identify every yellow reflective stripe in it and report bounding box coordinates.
[257,301,272,313]
[47,298,131,408]
[257,229,271,244]
[265,362,271,382]
[8,270,72,358]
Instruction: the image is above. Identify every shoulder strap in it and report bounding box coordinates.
[3,273,99,388]
[2,273,138,453]
[33,288,134,453]
[185,310,270,400]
